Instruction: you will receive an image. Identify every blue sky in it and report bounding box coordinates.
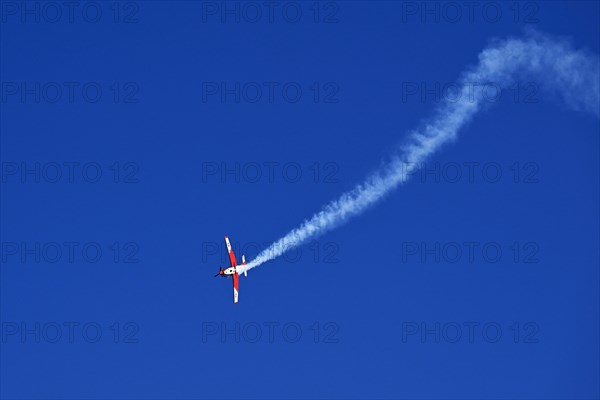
[1,1,599,399]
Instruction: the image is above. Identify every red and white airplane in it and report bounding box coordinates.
[214,236,247,304]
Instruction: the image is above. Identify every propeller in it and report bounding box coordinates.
[214,266,222,277]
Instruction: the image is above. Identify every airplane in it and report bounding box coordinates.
[214,236,247,304]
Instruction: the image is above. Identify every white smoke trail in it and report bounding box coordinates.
[238,31,599,274]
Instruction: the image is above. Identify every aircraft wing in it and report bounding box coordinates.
[225,236,237,267]
[233,273,239,304]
